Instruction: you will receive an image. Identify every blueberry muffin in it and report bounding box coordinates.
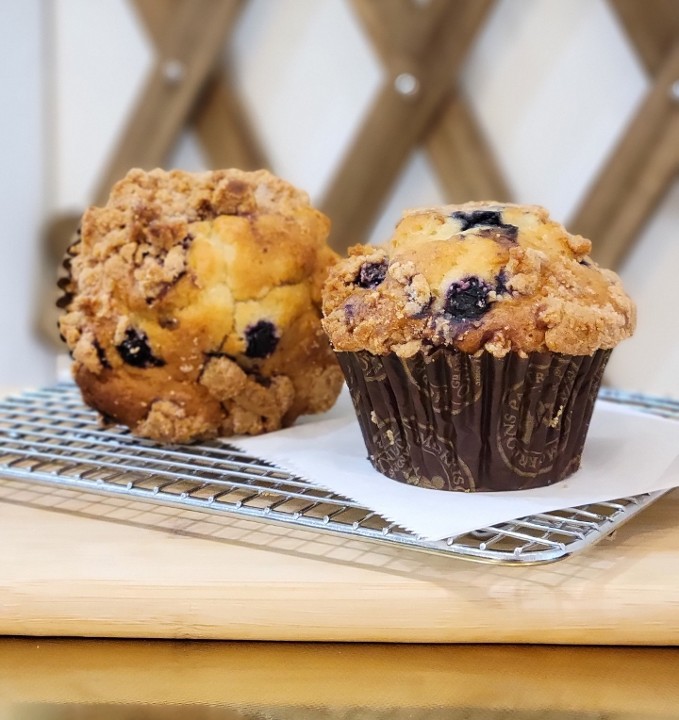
[322,202,635,491]
[59,168,343,443]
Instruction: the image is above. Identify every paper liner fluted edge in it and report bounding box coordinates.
[336,348,612,492]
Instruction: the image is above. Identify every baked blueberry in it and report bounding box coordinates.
[116,328,166,368]
[444,277,494,320]
[452,210,501,230]
[245,320,279,359]
[495,268,509,294]
[451,209,518,240]
[356,261,387,289]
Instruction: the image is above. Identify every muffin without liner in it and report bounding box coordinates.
[59,168,343,443]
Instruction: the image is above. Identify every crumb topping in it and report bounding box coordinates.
[59,168,343,442]
[322,201,635,357]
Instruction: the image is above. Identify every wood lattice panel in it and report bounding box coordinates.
[41,0,679,346]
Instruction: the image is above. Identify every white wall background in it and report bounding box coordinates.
[2,0,678,396]
[0,2,55,387]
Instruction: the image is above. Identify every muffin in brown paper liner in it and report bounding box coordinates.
[337,348,611,492]
[322,201,635,492]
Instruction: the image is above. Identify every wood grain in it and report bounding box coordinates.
[571,41,679,268]
[134,0,267,170]
[323,0,495,252]
[571,1,679,268]
[93,0,241,203]
[426,90,511,202]
[609,0,679,75]
[1,475,678,644]
[352,0,510,210]
[1,639,679,712]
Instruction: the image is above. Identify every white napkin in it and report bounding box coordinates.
[231,389,679,540]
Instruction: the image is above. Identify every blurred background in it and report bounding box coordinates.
[2,0,678,396]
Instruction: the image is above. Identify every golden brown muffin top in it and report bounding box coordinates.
[58,167,342,442]
[322,202,635,358]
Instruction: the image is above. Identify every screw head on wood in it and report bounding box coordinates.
[162,59,186,85]
[670,80,679,102]
[394,72,420,97]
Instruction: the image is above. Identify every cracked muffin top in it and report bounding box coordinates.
[321,202,635,358]
[59,167,343,443]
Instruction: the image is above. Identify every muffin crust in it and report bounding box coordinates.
[59,168,343,442]
[322,202,635,358]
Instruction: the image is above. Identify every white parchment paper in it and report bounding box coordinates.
[231,390,679,540]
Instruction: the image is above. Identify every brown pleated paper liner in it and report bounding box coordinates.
[336,348,611,492]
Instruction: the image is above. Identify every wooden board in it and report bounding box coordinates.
[2,639,679,713]
[1,474,678,644]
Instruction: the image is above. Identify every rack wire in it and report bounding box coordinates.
[0,383,676,565]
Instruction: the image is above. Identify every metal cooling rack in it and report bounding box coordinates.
[0,383,676,565]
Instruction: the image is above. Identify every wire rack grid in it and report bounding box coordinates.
[0,383,676,565]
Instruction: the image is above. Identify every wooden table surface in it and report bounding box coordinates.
[2,384,679,717]
[0,638,678,717]
[2,476,679,644]
[2,383,679,645]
